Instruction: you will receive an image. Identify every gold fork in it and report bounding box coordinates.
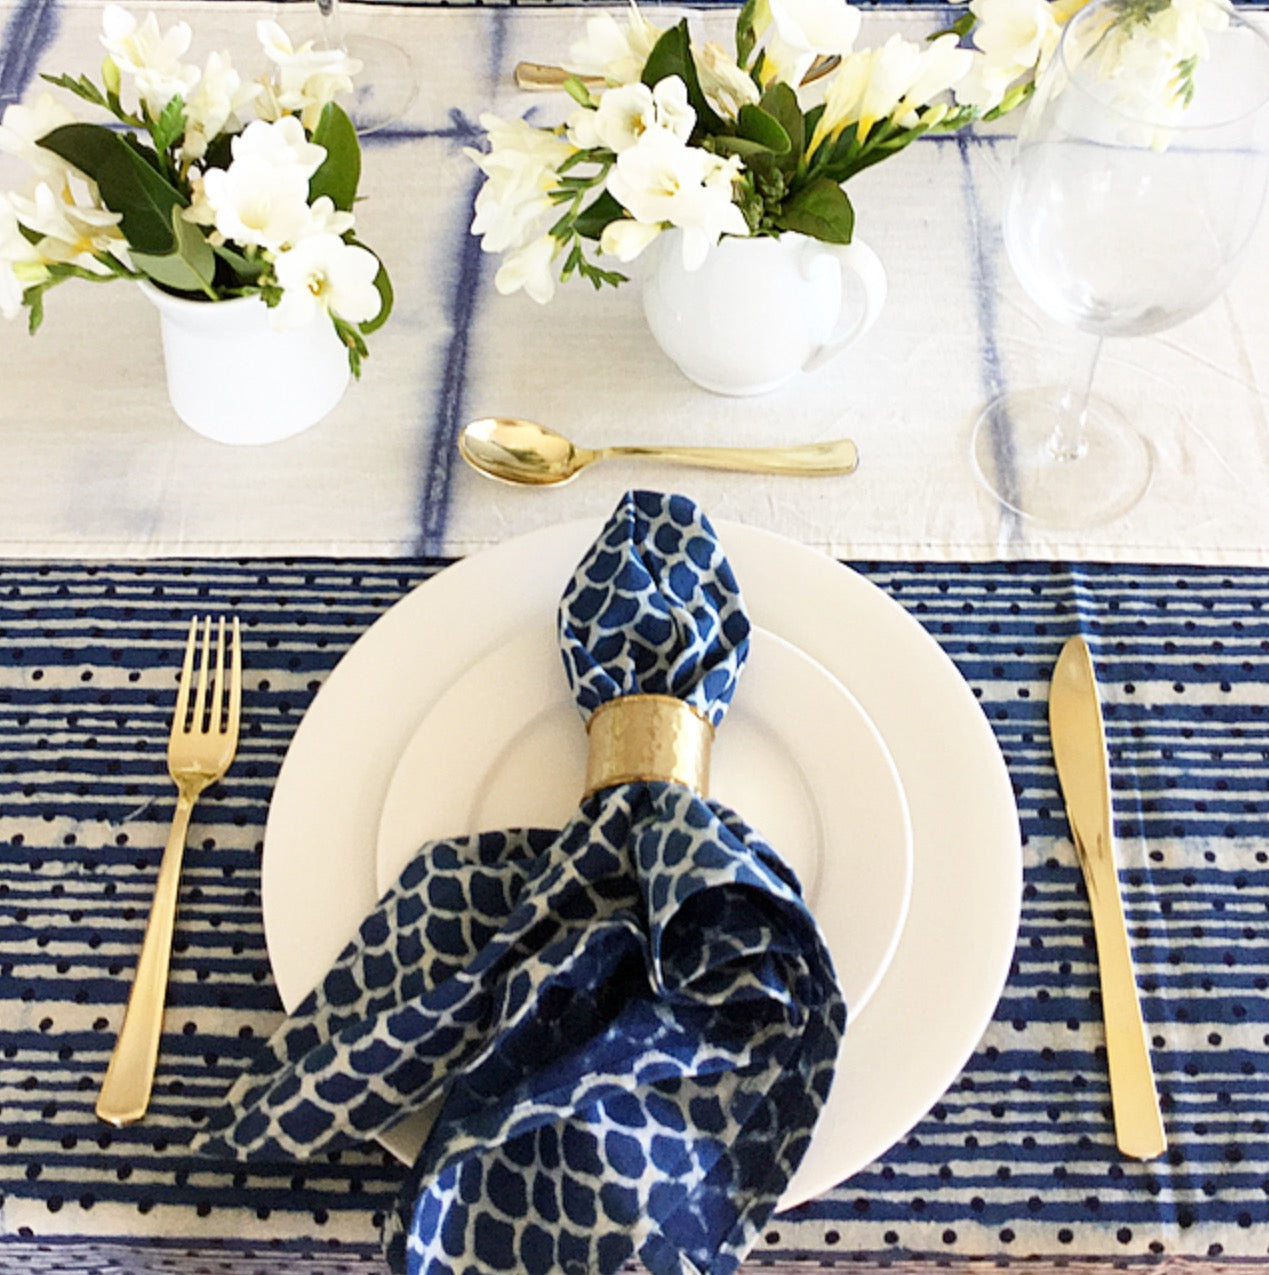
[97,616,242,1127]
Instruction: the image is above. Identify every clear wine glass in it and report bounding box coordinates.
[971,0,1269,528]
[315,0,417,136]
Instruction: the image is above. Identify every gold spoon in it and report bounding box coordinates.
[458,417,859,487]
[515,53,841,92]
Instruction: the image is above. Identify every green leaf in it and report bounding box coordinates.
[933,11,976,39]
[641,20,726,137]
[333,315,366,377]
[211,241,267,286]
[572,189,625,240]
[359,252,394,336]
[309,102,361,211]
[24,282,48,334]
[736,103,791,155]
[710,135,780,163]
[759,81,804,165]
[563,75,593,108]
[131,250,205,293]
[735,0,760,68]
[38,123,186,254]
[150,95,187,157]
[40,71,109,111]
[774,177,855,243]
[131,206,216,294]
[202,129,236,172]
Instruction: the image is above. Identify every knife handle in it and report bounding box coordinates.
[1081,842,1167,1160]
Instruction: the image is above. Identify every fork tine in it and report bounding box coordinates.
[213,616,227,733]
[173,617,198,735]
[226,616,242,743]
[192,616,211,734]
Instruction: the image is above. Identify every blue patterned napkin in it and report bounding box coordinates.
[195,491,845,1275]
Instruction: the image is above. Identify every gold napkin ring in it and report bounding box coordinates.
[583,694,714,798]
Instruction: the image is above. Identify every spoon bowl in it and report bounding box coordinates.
[458,418,860,487]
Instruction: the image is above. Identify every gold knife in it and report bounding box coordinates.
[1049,635,1166,1160]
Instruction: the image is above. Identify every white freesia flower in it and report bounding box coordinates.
[590,83,655,152]
[957,0,1061,110]
[100,5,199,116]
[1142,0,1228,56]
[181,51,262,159]
[0,195,45,319]
[232,115,328,178]
[584,77,696,153]
[466,112,574,254]
[763,0,862,88]
[201,159,313,252]
[651,77,696,142]
[857,35,925,135]
[565,106,603,150]
[696,42,761,120]
[494,232,558,304]
[566,6,666,85]
[199,117,329,251]
[1079,0,1228,124]
[894,33,973,125]
[306,195,356,238]
[273,232,381,326]
[599,216,662,261]
[816,51,872,145]
[256,19,361,129]
[606,129,746,269]
[182,171,215,226]
[470,177,552,255]
[813,35,925,146]
[0,94,79,181]
[8,179,129,273]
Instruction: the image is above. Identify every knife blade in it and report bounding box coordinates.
[1049,635,1166,1160]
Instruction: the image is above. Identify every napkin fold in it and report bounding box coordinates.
[195,491,845,1275]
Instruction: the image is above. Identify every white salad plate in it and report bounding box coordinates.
[261,519,1021,1208]
[376,623,914,1022]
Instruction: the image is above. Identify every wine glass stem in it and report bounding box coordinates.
[1050,335,1104,463]
[316,0,347,51]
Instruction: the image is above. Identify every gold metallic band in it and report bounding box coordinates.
[583,694,714,798]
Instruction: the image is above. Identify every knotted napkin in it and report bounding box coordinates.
[195,490,845,1275]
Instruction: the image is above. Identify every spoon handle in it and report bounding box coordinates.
[514,54,840,92]
[600,438,859,477]
[514,61,605,90]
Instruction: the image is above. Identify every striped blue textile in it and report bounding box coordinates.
[0,558,1266,1272]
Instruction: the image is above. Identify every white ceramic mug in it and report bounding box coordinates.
[640,229,887,396]
[141,282,350,445]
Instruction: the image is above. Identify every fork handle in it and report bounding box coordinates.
[96,791,196,1126]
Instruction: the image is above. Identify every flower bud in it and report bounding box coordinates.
[101,57,121,97]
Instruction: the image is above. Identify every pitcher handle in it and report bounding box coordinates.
[802,239,888,373]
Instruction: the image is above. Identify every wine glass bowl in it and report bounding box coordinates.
[314,0,418,135]
[972,0,1269,528]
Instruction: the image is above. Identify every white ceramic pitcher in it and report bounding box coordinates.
[141,283,350,445]
[640,229,887,397]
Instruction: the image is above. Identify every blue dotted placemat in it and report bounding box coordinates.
[0,558,1266,1270]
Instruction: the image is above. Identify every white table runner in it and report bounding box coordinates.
[2,1,1268,563]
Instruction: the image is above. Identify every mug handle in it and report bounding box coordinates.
[801,239,888,372]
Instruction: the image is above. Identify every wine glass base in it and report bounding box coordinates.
[971,387,1154,529]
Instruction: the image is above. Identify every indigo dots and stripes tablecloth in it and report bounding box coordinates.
[0,556,1265,1272]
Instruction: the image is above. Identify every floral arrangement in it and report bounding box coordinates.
[467,0,1087,303]
[0,7,391,372]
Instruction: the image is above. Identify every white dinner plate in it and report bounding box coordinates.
[261,519,1021,1209]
